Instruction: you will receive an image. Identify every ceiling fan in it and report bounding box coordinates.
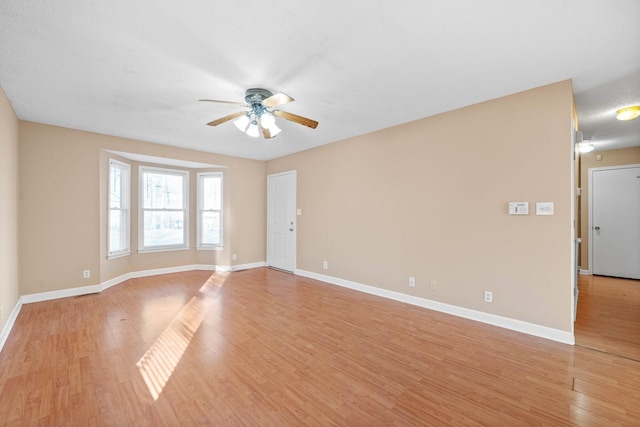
[200,88,319,139]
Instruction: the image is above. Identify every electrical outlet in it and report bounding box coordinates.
[232,254,237,261]
[484,291,493,303]
[429,280,437,291]
[83,270,90,279]
[323,261,328,270]
[409,277,416,287]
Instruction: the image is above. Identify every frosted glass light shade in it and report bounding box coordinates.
[246,122,259,137]
[578,143,594,153]
[268,123,282,137]
[260,113,276,128]
[616,106,640,121]
[234,114,250,132]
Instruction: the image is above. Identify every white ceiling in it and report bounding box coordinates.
[1,1,639,160]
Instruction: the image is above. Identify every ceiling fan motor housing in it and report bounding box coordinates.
[244,88,274,121]
[245,88,273,106]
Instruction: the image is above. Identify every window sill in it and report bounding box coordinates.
[196,246,224,251]
[138,246,190,254]
[108,251,131,260]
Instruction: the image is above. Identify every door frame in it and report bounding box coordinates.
[266,170,297,272]
[587,163,640,276]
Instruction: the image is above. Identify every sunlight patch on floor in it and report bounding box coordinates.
[199,271,228,295]
[136,296,208,400]
[136,272,229,400]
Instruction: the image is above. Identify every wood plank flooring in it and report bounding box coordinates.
[1,268,639,425]
[575,274,640,361]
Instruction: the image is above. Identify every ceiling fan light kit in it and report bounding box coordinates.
[615,105,640,121]
[578,142,595,153]
[200,88,318,139]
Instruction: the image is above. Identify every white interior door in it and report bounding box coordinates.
[591,165,640,279]
[267,171,296,272]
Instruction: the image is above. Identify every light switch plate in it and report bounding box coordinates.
[536,202,554,215]
[508,202,529,215]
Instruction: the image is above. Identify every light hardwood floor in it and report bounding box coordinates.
[1,268,639,425]
[575,274,640,361]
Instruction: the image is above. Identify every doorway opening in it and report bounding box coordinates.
[575,155,640,360]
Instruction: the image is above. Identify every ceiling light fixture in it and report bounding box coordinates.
[233,114,250,132]
[230,98,284,138]
[246,119,260,138]
[201,88,318,139]
[615,106,640,121]
[578,143,595,153]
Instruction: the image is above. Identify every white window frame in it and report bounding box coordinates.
[197,172,224,250]
[138,165,189,253]
[108,159,131,259]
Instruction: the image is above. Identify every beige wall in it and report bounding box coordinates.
[10,80,575,334]
[19,122,266,294]
[0,86,20,333]
[267,81,575,332]
[578,146,640,270]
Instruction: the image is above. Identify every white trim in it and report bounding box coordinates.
[107,251,131,260]
[570,121,576,333]
[218,261,267,272]
[137,246,190,254]
[15,263,267,302]
[0,263,268,354]
[108,158,131,258]
[295,269,575,345]
[21,284,103,304]
[103,150,227,169]
[104,264,221,288]
[101,272,133,290]
[3,262,571,355]
[579,269,592,275]
[130,264,202,278]
[0,297,23,353]
[14,265,218,306]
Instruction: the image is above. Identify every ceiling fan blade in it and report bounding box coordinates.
[273,110,319,129]
[207,111,246,127]
[260,123,273,139]
[262,92,294,108]
[199,99,249,107]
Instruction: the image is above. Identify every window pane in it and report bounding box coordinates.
[201,211,221,245]
[109,160,130,256]
[143,211,185,247]
[109,209,122,253]
[143,172,184,209]
[202,176,221,210]
[109,165,122,209]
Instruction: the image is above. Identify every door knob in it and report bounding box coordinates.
[289,228,294,231]
[595,226,600,231]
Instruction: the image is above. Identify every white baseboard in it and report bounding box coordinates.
[0,297,24,353]
[0,262,267,353]
[220,261,267,272]
[103,264,220,290]
[5,262,572,354]
[295,269,575,345]
[101,272,132,290]
[129,264,208,279]
[21,284,103,304]
[579,269,592,275]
